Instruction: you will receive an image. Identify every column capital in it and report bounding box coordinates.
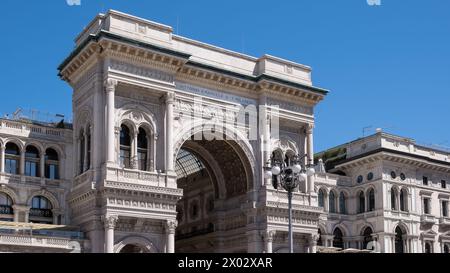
[0,145,5,151]
[165,220,178,234]
[104,79,118,93]
[12,205,31,212]
[305,123,314,134]
[308,234,320,246]
[262,230,276,242]
[103,215,119,229]
[165,92,175,104]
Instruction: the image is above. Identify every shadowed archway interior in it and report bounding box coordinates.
[174,139,253,253]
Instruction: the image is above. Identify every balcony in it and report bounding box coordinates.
[421,214,436,224]
[29,209,53,218]
[0,221,85,252]
[439,217,450,227]
[0,205,13,215]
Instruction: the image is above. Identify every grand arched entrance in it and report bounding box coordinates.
[174,135,255,253]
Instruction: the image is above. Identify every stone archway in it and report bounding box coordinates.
[173,129,256,253]
[114,236,158,253]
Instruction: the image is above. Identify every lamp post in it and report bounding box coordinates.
[264,153,315,253]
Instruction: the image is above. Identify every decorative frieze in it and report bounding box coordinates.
[267,97,313,115]
[110,59,174,83]
[175,81,256,106]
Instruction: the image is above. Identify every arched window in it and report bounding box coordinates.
[362,227,373,250]
[444,244,449,253]
[339,192,347,214]
[120,125,131,168]
[5,143,20,175]
[333,228,344,249]
[79,130,85,174]
[368,189,375,211]
[395,226,405,253]
[329,191,336,213]
[425,242,432,253]
[30,196,53,224]
[391,188,397,211]
[0,193,13,218]
[45,148,59,180]
[137,128,148,171]
[318,189,325,208]
[358,191,366,214]
[25,145,40,177]
[400,189,407,212]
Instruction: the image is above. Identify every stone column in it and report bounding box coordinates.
[105,79,118,164]
[20,150,25,176]
[165,93,175,173]
[165,220,177,253]
[40,152,45,178]
[306,124,315,194]
[24,207,30,223]
[104,215,118,253]
[260,95,272,187]
[131,130,138,170]
[12,205,20,223]
[147,134,153,171]
[0,145,5,173]
[308,234,319,253]
[263,230,275,253]
[52,209,61,225]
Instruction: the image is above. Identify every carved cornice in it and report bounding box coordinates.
[59,32,327,107]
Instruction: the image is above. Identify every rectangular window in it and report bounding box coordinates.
[120,149,130,168]
[5,159,18,175]
[423,176,428,186]
[138,151,147,171]
[442,180,447,189]
[423,198,430,214]
[45,164,59,180]
[443,201,449,217]
[25,161,38,177]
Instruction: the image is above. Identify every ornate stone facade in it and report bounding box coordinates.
[315,132,450,253]
[1,10,326,253]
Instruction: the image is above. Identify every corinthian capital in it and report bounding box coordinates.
[263,230,276,242]
[103,215,119,229]
[306,123,314,134]
[104,78,118,93]
[165,92,175,104]
[165,220,178,234]
[308,234,320,245]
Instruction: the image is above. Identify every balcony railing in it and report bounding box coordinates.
[29,209,53,218]
[421,214,436,224]
[0,205,13,215]
[439,217,450,226]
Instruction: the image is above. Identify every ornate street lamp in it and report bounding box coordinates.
[264,153,316,253]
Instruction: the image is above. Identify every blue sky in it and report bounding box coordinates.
[0,0,449,152]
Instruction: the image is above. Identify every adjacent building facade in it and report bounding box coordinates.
[315,132,450,253]
[0,10,448,253]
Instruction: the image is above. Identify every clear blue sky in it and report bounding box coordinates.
[1,0,449,152]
